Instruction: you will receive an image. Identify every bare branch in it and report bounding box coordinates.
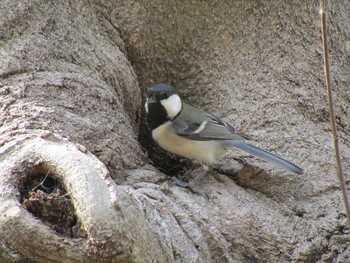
[320,0,350,228]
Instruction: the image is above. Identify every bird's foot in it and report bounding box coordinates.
[172,171,208,196]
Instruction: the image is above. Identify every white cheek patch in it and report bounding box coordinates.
[145,102,148,113]
[160,94,182,118]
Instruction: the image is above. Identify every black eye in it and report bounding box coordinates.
[157,92,168,100]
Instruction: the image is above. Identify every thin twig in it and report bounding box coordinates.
[320,0,350,228]
[32,171,50,192]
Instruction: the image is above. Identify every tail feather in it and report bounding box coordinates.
[226,140,303,175]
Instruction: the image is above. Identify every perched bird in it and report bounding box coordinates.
[145,83,303,180]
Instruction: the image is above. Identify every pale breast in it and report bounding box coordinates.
[152,122,226,165]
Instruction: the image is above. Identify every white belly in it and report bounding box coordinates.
[152,122,225,165]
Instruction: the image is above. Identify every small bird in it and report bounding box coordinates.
[145,83,303,181]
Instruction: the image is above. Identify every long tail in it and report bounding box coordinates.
[226,140,303,175]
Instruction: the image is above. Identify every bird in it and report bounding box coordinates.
[144,83,303,183]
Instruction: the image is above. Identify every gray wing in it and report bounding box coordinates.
[171,103,245,141]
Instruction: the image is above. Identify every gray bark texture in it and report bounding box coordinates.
[0,0,349,262]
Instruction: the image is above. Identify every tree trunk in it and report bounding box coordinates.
[1,0,349,262]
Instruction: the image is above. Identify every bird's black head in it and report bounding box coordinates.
[145,84,182,131]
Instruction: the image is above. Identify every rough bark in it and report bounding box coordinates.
[1,0,349,262]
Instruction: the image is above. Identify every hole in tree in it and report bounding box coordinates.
[19,163,87,238]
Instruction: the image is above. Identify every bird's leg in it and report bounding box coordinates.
[189,164,209,184]
[173,164,209,195]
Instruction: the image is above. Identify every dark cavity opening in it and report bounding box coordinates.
[19,163,87,238]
